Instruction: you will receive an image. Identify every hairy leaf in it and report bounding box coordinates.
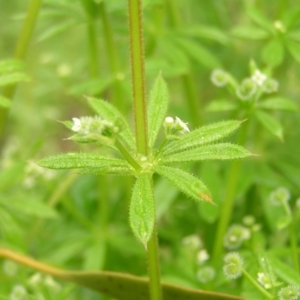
[254,110,284,141]
[0,248,244,300]
[38,153,129,170]
[162,143,252,163]
[80,165,134,176]
[148,74,169,148]
[154,165,212,203]
[163,120,243,155]
[130,175,155,246]
[87,97,136,150]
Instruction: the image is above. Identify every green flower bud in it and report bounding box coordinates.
[224,224,250,250]
[262,78,279,93]
[211,69,229,87]
[278,285,300,300]
[197,266,216,283]
[236,78,257,101]
[223,252,243,279]
[269,187,290,206]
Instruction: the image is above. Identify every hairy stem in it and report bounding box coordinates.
[212,120,249,266]
[127,0,162,299]
[0,0,42,137]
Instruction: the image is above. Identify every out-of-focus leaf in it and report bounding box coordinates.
[162,143,252,163]
[0,72,30,87]
[130,175,155,246]
[261,39,284,67]
[206,99,238,112]
[231,26,269,40]
[173,37,220,69]
[147,74,169,148]
[0,59,24,74]
[163,120,243,155]
[0,248,244,300]
[257,97,298,111]
[0,162,26,192]
[0,95,11,108]
[0,196,58,219]
[286,39,300,63]
[246,7,275,34]
[154,165,212,203]
[254,110,284,141]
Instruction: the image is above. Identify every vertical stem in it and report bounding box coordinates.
[127,0,148,155]
[87,19,99,78]
[127,1,162,299]
[0,0,42,137]
[99,3,125,112]
[212,120,249,267]
[164,0,202,127]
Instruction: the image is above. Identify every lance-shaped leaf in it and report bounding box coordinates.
[0,95,11,108]
[87,97,136,150]
[0,72,30,87]
[147,74,169,148]
[163,120,243,155]
[80,165,134,176]
[38,153,129,170]
[130,175,155,247]
[254,110,284,141]
[161,143,252,163]
[0,59,24,74]
[0,248,243,300]
[154,165,212,203]
[257,97,298,112]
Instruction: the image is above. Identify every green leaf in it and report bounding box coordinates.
[173,37,220,69]
[246,7,275,34]
[206,99,238,112]
[257,97,298,111]
[182,25,230,45]
[154,165,212,203]
[231,26,269,40]
[0,248,244,300]
[147,74,169,148]
[87,97,136,151]
[286,39,300,63]
[268,254,300,286]
[254,110,284,141]
[0,95,11,108]
[0,196,58,219]
[130,175,155,246]
[261,39,284,67]
[80,165,134,176]
[80,0,99,18]
[162,120,243,155]
[0,59,24,74]
[38,153,129,170]
[0,72,30,87]
[162,143,252,163]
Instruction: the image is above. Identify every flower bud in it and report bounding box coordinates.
[236,78,257,100]
[211,69,229,87]
[223,252,243,279]
[278,285,300,300]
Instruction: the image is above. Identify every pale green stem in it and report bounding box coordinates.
[242,269,273,300]
[87,19,99,78]
[212,120,249,267]
[164,0,202,127]
[127,0,162,299]
[0,0,42,137]
[99,3,125,112]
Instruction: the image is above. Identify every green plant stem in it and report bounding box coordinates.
[164,0,202,127]
[127,0,148,155]
[212,120,249,267]
[87,19,99,78]
[127,1,162,299]
[99,3,125,112]
[0,0,42,137]
[242,269,273,299]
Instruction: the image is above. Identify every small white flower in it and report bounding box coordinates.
[182,235,202,250]
[28,272,43,287]
[175,117,190,133]
[251,70,267,86]
[197,249,210,264]
[274,20,286,33]
[210,69,229,87]
[71,117,82,132]
[164,116,174,124]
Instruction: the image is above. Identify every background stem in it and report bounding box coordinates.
[0,0,42,138]
[212,120,250,266]
[127,1,162,299]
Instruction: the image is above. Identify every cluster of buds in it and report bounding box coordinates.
[67,116,119,145]
[223,224,251,250]
[163,116,190,139]
[211,65,279,101]
[223,252,244,279]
